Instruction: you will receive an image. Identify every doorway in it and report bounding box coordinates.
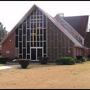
[30,47,43,61]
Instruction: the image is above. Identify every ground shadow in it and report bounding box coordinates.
[16,63,58,69]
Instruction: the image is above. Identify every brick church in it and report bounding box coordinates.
[0,5,90,62]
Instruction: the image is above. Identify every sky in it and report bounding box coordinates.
[0,1,90,32]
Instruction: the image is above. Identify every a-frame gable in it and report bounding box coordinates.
[1,4,84,48]
[1,5,41,44]
[35,5,83,47]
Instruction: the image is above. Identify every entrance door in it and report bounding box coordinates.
[31,47,43,61]
[37,48,42,60]
[31,48,36,61]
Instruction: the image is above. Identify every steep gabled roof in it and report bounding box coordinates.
[1,4,37,44]
[54,14,84,45]
[1,4,83,47]
[63,15,89,38]
[84,32,90,48]
[38,8,83,47]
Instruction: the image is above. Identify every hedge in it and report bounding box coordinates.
[0,57,8,64]
[39,56,48,64]
[55,56,76,65]
[87,55,90,61]
[76,56,86,63]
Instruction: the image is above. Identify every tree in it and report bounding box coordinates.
[0,22,7,42]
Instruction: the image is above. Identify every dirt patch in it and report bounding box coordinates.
[0,62,90,89]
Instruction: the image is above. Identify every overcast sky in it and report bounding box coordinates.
[0,1,90,32]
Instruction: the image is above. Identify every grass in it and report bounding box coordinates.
[0,61,90,88]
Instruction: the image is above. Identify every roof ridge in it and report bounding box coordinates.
[1,4,83,47]
[37,6,83,47]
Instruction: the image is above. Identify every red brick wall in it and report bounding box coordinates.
[0,49,1,55]
[73,47,85,57]
[2,31,15,59]
[87,48,90,56]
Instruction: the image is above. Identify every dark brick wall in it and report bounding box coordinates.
[2,31,15,59]
[47,19,74,62]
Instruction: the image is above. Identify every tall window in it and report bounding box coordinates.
[15,8,47,59]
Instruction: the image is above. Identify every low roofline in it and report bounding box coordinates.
[63,15,89,18]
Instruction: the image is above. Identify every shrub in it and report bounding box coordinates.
[87,55,90,61]
[39,56,48,64]
[18,60,30,69]
[0,57,8,64]
[55,57,76,65]
[76,56,86,63]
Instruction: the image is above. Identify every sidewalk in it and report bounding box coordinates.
[0,66,12,70]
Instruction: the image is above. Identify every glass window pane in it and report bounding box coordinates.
[31,29,33,33]
[27,29,30,41]
[19,42,22,53]
[31,36,33,41]
[40,42,42,47]
[19,24,22,29]
[44,42,46,53]
[23,36,26,47]
[43,15,46,21]
[23,49,26,59]
[19,36,22,41]
[40,29,42,34]
[16,36,18,47]
[23,22,26,34]
[27,16,30,28]
[44,29,46,40]
[40,23,42,27]
[40,36,42,41]
[19,55,22,59]
[34,35,36,41]
[27,42,30,53]
[37,36,39,41]
[37,23,39,27]
[31,23,34,28]
[19,30,22,36]
[33,29,36,33]
[37,29,39,35]
[16,28,18,35]
[31,42,33,47]
[27,55,30,59]
[27,20,30,28]
[34,42,36,47]
[33,23,36,28]
[37,42,39,47]
[31,14,33,19]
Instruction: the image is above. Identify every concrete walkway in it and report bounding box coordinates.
[0,66,12,70]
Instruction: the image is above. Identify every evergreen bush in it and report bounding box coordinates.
[18,60,30,69]
[0,57,8,64]
[76,56,86,63]
[55,56,76,65]
[39,56,48,64]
